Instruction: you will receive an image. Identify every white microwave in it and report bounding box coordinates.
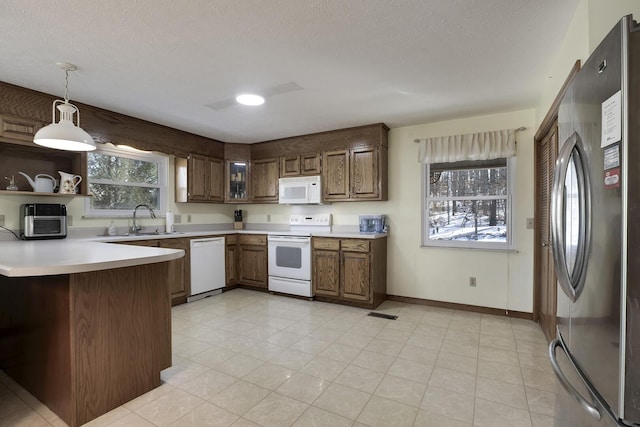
[278,175,322,204]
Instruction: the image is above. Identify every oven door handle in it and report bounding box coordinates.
[268,236,311,243]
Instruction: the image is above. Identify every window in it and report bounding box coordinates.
[423,158,515,249]
[85,145,168,217]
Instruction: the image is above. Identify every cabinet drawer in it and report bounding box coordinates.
[313,238,340,251]
[225,234,237,245]
[239,234,267,246]
[340,239,370,253]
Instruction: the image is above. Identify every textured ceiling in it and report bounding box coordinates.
[0,0,579,143]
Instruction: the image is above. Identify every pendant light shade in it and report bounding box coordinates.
[33,63,96,152]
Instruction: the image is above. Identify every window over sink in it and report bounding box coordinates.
[85,145,168,217]
[423,158,515,250]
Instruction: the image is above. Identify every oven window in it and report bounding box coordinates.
[275,246,302,268]
[34,219,61,234]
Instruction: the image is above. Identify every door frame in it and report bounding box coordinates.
[533,60,581,324]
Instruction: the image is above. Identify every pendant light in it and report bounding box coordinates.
[33,62,96,151]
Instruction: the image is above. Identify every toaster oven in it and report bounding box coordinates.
[20,203,67,240]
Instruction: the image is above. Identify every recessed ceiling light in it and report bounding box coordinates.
[236,93,265,106]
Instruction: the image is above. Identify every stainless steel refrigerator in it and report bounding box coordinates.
[549,14,640,427]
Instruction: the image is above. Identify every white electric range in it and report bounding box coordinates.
[267,214,332,297]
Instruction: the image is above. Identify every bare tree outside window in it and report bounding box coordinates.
[424,158,513,248]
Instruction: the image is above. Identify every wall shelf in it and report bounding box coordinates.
[0,190,90,197]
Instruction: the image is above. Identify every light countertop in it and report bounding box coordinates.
[0,239,184,278]
[0,228,387,278]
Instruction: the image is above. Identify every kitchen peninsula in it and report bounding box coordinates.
[0,240,183,427]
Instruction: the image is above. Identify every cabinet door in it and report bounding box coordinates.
[226,160,249,202]
[341,251,371,301]
[0,114,42,142]
[280,156,300,177]
[251,158,279,202]
[351,147,379,199]
[301,153,321,175]
[313,249,340,297]
[226,242,237,286]
[207,157,224,202]
[159,239,189,302]
[188,154,208,201]
[239,245,268,287]
[322,150,350,200]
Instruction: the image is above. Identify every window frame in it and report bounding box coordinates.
[422,157,516,250]
[84,145,169,218]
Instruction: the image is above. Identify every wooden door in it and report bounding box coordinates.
[159,239,189,303]
[239,245,268,287]
[251,158,279,202]
[323,150,350,200]
[300,153,321,175]
[341,251,370,301]
[537,122,558,341]
[351,147,379,199]
[312,250,340,297]
[188,154,208,201]
[225,237,237,286]
[281,156,300,177]
[207,158,224,202]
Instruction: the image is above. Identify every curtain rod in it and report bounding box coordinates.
[413,126,527,143]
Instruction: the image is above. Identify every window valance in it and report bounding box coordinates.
[416,128,517,164]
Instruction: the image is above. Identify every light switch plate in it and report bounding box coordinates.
[67,215,73,226]
[174,214,182,224]
[526,218,534,229]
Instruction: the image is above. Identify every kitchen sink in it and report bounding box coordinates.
[134,231,184,236]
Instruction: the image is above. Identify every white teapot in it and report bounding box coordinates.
[58,171,82,194]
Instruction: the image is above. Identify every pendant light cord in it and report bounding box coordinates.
[64,69,70,103]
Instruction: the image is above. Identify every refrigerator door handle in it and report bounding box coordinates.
[550,131,592,302]
[549,339,602,420]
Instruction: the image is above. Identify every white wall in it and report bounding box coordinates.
[536,0,640,126]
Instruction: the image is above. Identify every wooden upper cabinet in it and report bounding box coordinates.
[322,147,384,201]
[351,147,379,199]
[207,157,224,201]
[280,153,321,177]
[176,154,224,203]
[251,158,279,202]
[323,150,350,200]
[0,113,43,143]
[281,156,301,177]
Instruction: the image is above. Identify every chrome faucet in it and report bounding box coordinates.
[131,204,156,233]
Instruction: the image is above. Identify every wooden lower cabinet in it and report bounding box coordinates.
[225,235,238,286]
[238,234,268,288]
[158,239,190,304]
[312,236,386,308]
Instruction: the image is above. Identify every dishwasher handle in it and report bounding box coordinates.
[190,237,225,248]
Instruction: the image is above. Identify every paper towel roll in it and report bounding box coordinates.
[166,211,175,232]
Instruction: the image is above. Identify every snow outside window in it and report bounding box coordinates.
[423,158,515,250]
[85,145,168,217]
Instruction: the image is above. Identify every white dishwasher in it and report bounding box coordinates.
[188,237,225,302]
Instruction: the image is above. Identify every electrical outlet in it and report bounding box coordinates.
[0,215,4,227]
[469,276,477,287]
[174,214,182,224]
[187,214,191,223]
[267,214,271,222]
[67,215,73,226]
[526,218,535,229]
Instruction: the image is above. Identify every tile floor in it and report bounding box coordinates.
[0,289,561,427]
